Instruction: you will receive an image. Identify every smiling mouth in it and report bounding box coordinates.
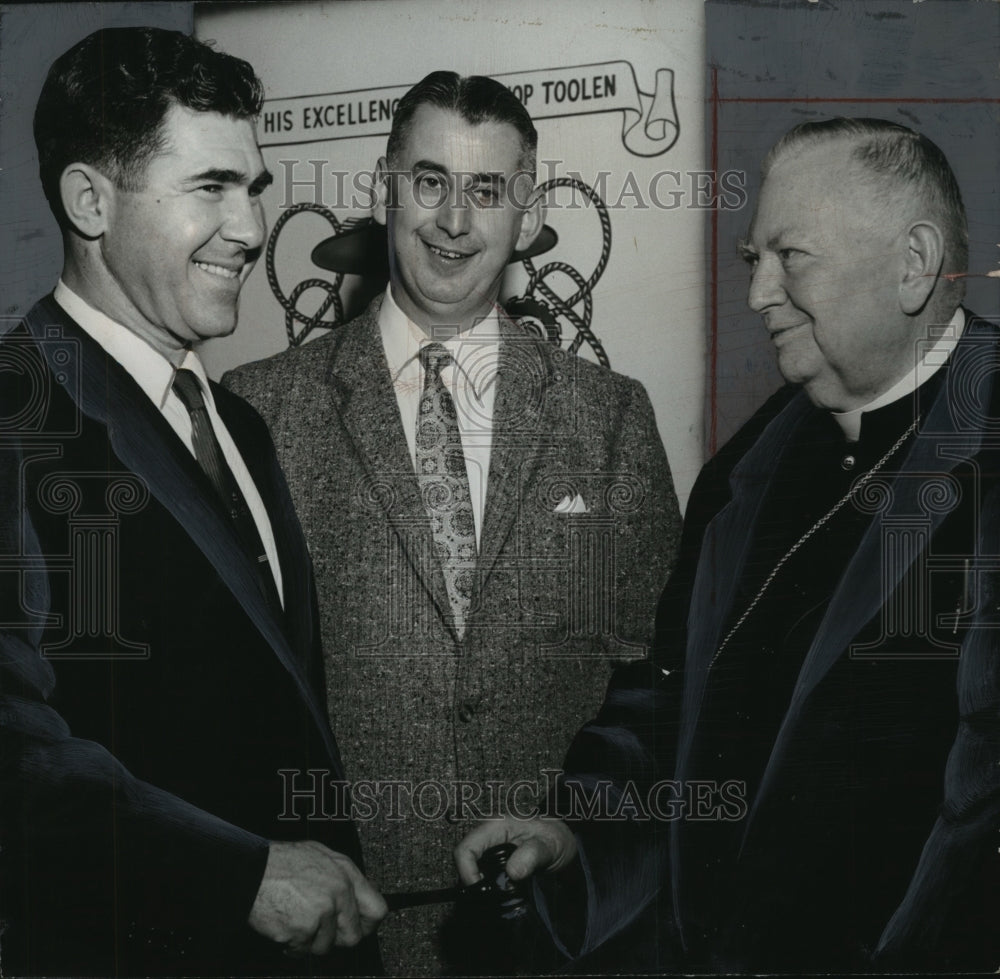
[424,241,473,261]
[193,260,242,280]
[769,322,806,342]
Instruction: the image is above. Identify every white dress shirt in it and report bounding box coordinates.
[53,280,284,606]
[379,288,500,549]
[832,308,966,441]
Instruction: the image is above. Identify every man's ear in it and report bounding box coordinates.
[372,156,391,227]
[899,220,945,315]
[515,190,546,253]
[59,163,114,239]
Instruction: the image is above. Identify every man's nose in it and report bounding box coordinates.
[747,254,786,314]
[222,191,266,251]
[436,192,471,238]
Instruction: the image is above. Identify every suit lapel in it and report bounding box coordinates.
[476,318,551,593]
[217,387,344,764]
[215,386,311,653]
[744,318,996,837]
[24,297,341,759]
[324,302,457,635]
[674,392,814,784]
[670,392,813,936]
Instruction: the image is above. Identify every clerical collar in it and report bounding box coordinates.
[831,308,965,441]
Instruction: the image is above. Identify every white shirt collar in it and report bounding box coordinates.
[52,281,284,605]
[831,308,966,441]
[378,286,501,403]
[53,279,212,410]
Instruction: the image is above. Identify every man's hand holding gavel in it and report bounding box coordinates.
[245,820,578,961]
[248,840,388,955]
[454,816,579,887]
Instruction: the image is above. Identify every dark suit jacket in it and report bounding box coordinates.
[550,313,1000,973]
[224,296,681,974]
[0,296,376,976]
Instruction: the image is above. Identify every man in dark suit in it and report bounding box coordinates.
[224,71,681,974]
[457,118,1000,972]
[0,27,386,976]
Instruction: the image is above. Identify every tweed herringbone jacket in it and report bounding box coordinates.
[224,297,681,974]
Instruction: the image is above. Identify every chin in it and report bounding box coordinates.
[193,319,239,342]
[802,384,849,412]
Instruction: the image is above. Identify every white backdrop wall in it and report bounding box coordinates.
[195,0,708,507]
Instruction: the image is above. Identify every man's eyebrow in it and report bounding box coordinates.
[251,169,275,193]
[471,171,506,190]
[186,167,274,191]
[410,161,507,188]
[411,160,450,177]
[762,227,803,251]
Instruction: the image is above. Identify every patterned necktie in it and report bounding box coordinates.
[416,344,477,638]
[172,368,281,614]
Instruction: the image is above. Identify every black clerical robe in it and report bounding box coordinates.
[550,312,1000,973]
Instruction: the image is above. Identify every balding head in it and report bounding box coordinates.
[762,118,967,312]
[743,121,969,411]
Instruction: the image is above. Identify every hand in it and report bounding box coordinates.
[454,815,578,887]
[248,840,387,955]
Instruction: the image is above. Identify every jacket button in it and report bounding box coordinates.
[457,701,476,722]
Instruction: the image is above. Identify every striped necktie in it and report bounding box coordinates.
[172,368,281,614]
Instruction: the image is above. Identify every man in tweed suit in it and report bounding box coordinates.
[225,71,680,974]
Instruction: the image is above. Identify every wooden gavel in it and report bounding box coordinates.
[384,843,528,920]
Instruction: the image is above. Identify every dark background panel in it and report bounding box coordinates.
[0,2,194,323]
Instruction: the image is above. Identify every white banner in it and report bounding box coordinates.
[260,61,679,158]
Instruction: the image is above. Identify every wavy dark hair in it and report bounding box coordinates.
[387,70,537,175]
[34,27,264,227]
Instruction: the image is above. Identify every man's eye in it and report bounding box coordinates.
[740,250,759,270]
[472,186,498,206]
[413,172,447,205]
[199,184,224,195]
[778,248,801,263]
